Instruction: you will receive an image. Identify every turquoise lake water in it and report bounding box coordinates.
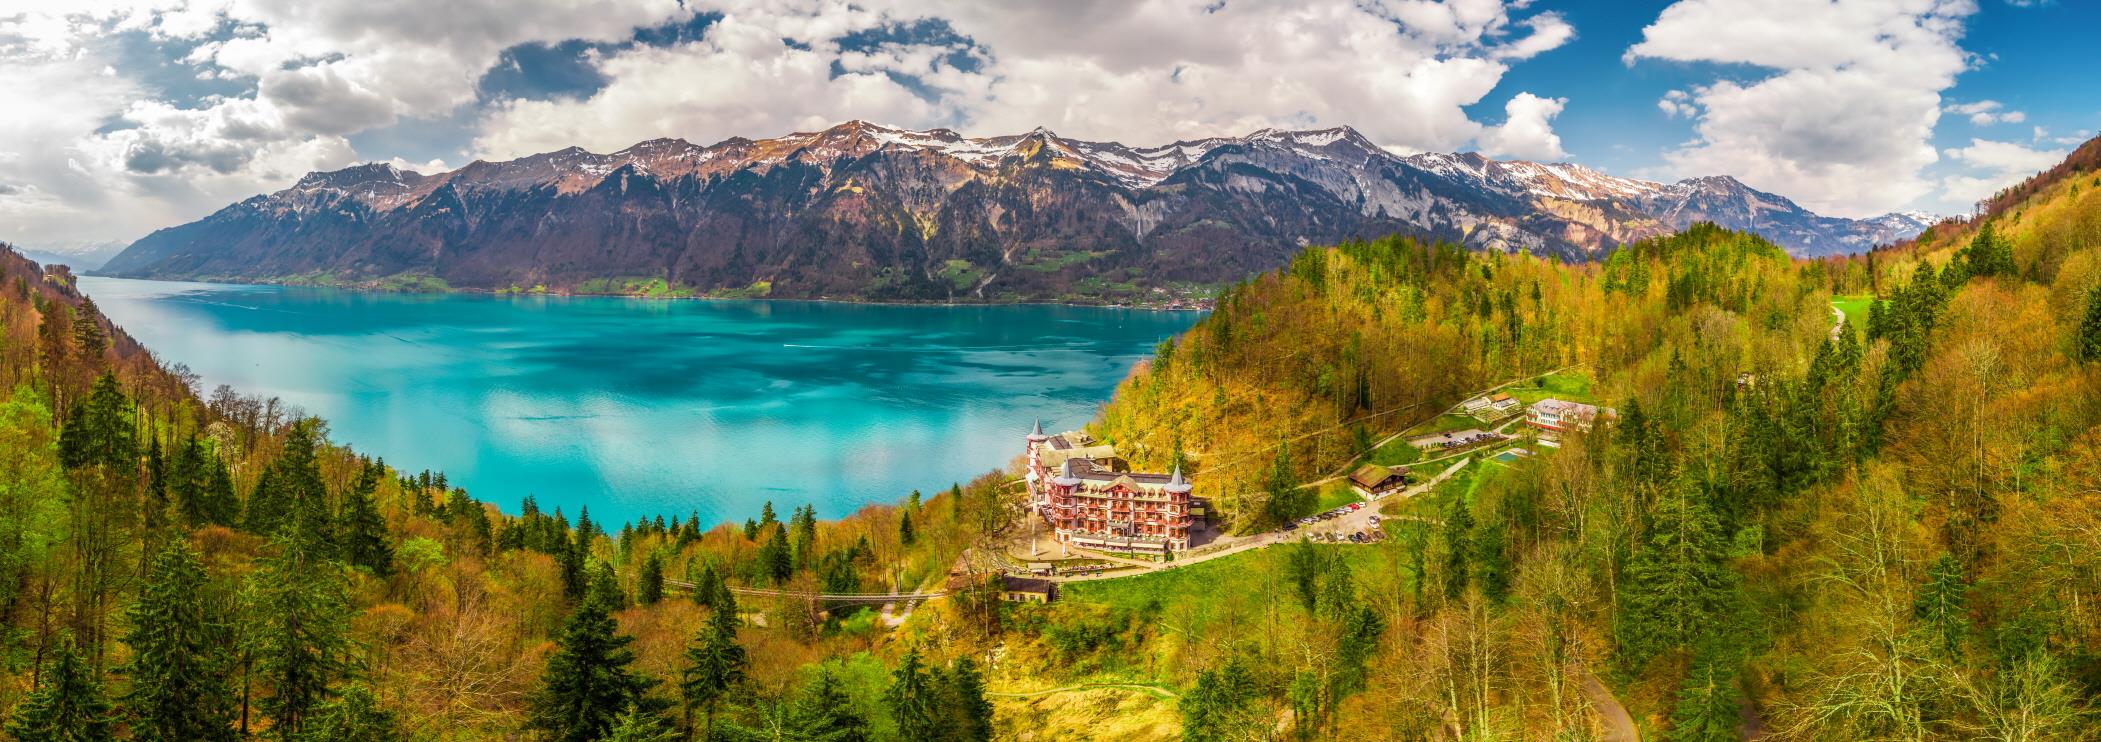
[78,277,1200,527]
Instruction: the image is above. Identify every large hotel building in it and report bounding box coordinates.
[1023,422,1196,554]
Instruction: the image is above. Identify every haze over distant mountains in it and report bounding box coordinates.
[99,121,1937,302]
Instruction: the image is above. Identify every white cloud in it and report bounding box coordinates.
[1937,137,2066,209]
[3,0,1586,247]
[0,0,690,247]
[475,0,1577,162]
[1477,92,1568,161]
[1626,0,1978,218]
[1946,99,2026,126]
[1656,89,1697,118]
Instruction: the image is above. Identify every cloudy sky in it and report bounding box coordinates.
[2,0,2095,256]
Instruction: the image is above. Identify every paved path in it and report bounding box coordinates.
[1829,304,1846,341]
[986,682,1180,700]
[1578,666,1640,742]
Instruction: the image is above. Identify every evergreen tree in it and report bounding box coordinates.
[203,453,240,526]
[691,562,722,608]
[762,524,793,585]
[70,296,106,366]
[680,590,748,738]
[637,551,665,605]
[167,436,208,526]
[1472,515,1512,603]
[2078,283,2101,364]
[1915,554,1969,659]
[940,657,995,742]
[144,435,170,531]
[246,526,353,737]
[1615,479,1736,669]
[558,532,589,603]
[1179,654,1263,742]
[248,422,334,548]
[760,501,777,528]
[58,372,134,471]
[5,637,112,742]
[337,461,393,577]
[124,538,237,742]
[885,648,939,740]
[1264,445,1302,526]
[790,504,818,569]
[799,667,870,742]
[530,579,658,742]
[898,509,916,547]
[1665,661,1744,742]
[294,684,403,742]
[1441,495,1475,600]
[605,704,677,742]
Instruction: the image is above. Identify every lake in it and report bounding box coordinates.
[79,277,1200,527]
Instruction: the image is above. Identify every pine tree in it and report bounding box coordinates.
[940,657,995,742]
[1914,554,1969,659]
[1179,654,1263,742]
[1441,495,1474,600]
[558,532,588,603]
[58,372,134,471]
[246,526,354,737]
[763,524,793,585]
[691,562,722,608]
[530,580,658,742]
[124,538,237,742]
[885,648,939,740]
[144,435,170,531]
[680,590,747,738]
[605,704,677,742]
[760,501,778,528]
[1264,445,1301,526]
[5,637,113,742]
[337,461,393,577]
[70,296,106,366]
[2078,283,2101,364]
[1665,661,1744,742]
[1615,479,1736,669]
[637,552,665,605]
[898,509,916,547]
[203,453,240,526]
[294,684,403,742]
[800,667,870,742]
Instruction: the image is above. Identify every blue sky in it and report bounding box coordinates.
[1,0,2095,254]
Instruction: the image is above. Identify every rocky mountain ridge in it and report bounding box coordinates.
[99,121,1934,302]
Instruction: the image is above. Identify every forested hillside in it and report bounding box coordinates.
[4,135,2099,741]
[1073,164,2101,736]
[0,244,1019,739]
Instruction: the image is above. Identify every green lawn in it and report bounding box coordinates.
[1832,294,1874,328]
[1506,369,1596,405]
[1312,481,1362,513]
[1064,540,1415,620]
[1405,413,1487,437]
[1369,438,1423,467]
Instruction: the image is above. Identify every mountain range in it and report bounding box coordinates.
[98,121,1937,302]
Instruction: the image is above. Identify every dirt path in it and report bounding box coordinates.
[1578,667,1639,742]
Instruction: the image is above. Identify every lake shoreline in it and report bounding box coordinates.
[83,271,1218,312]
[78,275,1200,527]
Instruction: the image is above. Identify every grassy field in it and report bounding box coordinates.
[1505,369,1595,405]
[1064,540,1415,619]
[1369,437,1423,466]
[1832,294,1874,328]
[1405,412,1489,437]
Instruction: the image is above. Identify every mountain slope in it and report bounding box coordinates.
[100,121,1931,301]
